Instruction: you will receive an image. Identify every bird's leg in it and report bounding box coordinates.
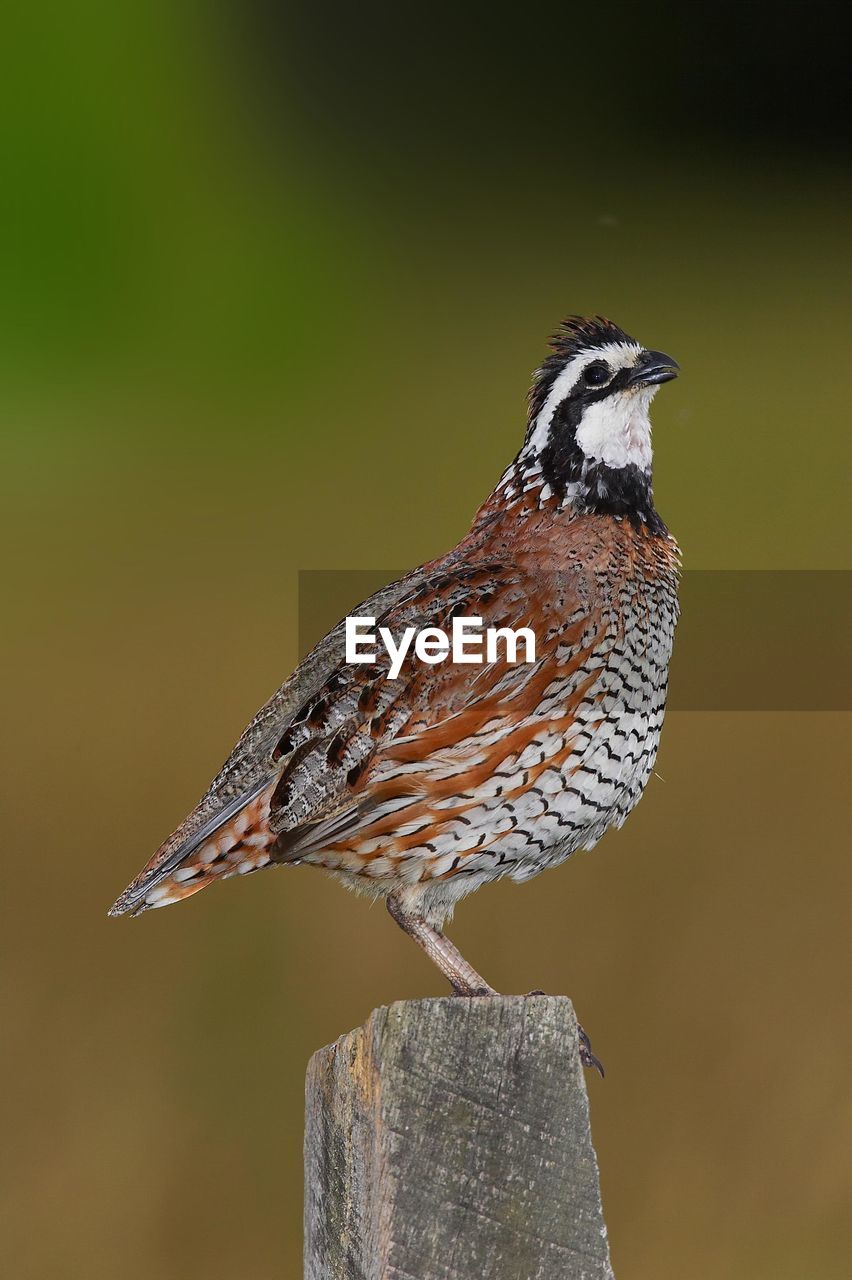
[386,893,497,997]
[386,897,602,1070]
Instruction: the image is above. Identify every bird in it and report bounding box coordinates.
[110,315,680,1070]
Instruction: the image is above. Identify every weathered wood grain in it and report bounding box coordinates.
[304,996,614,1279]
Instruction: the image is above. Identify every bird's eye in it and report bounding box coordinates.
[583,361,611,387]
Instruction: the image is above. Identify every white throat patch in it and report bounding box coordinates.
[575,385,656,473]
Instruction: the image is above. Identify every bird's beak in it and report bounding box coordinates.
[627,350,680,388]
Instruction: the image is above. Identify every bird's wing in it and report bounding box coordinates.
[110,555,599,914]
[267,558,600,862]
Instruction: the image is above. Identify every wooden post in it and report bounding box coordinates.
[304,995,614,1279]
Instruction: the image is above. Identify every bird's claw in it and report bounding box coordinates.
[523,994,604,1076]
[578,1025,605,1078]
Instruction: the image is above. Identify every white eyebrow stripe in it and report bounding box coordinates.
[526,340,641,455]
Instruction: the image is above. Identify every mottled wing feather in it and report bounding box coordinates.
[108,567,424,915]
[111,547,607,913]
[268,566,596,865]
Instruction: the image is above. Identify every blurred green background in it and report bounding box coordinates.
[2,4,850,1278]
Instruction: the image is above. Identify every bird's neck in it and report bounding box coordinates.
[474,446,667,536]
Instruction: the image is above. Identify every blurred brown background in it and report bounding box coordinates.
[2,4,851,1278]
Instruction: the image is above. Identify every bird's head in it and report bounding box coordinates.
[515,316,678,525]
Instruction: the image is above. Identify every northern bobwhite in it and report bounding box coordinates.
[110,316,680,1063]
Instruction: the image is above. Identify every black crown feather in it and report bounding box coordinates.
[528,315,636,422]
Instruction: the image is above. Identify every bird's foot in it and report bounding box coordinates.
[578,1024,605,1078]
[451,983,499,997]
[522,992,604,1076]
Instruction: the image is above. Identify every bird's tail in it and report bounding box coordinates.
[108,779,279,918]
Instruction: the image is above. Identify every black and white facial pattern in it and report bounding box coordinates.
[499,319,676,529]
